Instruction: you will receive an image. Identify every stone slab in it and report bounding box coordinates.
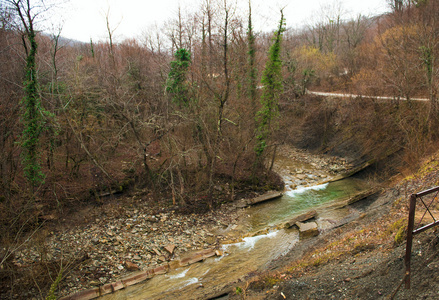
[121,270,152,287]
[111,280,124,292]
[284,210,317,228]
[296,221,319,238]
[180,253,204,266]
[59,288,100,300]
[153,264,169,275]
[249,191,283,205]
[168,260,181,270]
[179,248,216,266]
[100,283,113,296]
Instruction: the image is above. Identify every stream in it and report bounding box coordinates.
[100,154,372,300]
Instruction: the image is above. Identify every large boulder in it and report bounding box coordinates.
[296,221,319,238]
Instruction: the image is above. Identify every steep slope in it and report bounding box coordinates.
[230,152,439,299]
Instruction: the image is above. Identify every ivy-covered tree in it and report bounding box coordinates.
[21,23,45,187]
[255,10,285,165]
[166,48,191,106]
[8,0,46,187]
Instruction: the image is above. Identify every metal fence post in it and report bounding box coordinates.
[405,194,417,289]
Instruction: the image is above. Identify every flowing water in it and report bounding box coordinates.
[101,156,371,300]
[242,178,368,232]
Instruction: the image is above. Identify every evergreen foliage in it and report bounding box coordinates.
[166,48,192,106]
[21,24,45,187]
[255,10,286,161]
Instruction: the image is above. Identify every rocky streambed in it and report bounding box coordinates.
[11,202,243,299]
[8,146,352,299]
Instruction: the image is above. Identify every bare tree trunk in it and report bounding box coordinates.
[207,1,231,208]
[269,144,277,171]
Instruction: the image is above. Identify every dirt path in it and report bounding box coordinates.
[307,90,429,102]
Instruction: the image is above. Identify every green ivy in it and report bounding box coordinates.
[255,10,286,161]
[21,29,45,187]
[166,48,192,106]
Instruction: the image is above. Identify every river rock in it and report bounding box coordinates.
[164,244,176,254]
[296,221,319,238]
[146,216,158,223]
[89,280,100,286]
[153,265,169,275]
[124,261,140,271]
[284,210,317,228]
[235,199,248,208]
[15,192,248,300]
[152,248,162,256]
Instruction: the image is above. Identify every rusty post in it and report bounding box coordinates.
[405,194,417,289]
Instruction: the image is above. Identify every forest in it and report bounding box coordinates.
[1,0,439,298]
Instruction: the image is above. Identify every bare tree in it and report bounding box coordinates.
[340,14,372,77]
[387,0,410,12]
[306,0,346,54]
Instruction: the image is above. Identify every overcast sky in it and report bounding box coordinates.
[50,0,389,43]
